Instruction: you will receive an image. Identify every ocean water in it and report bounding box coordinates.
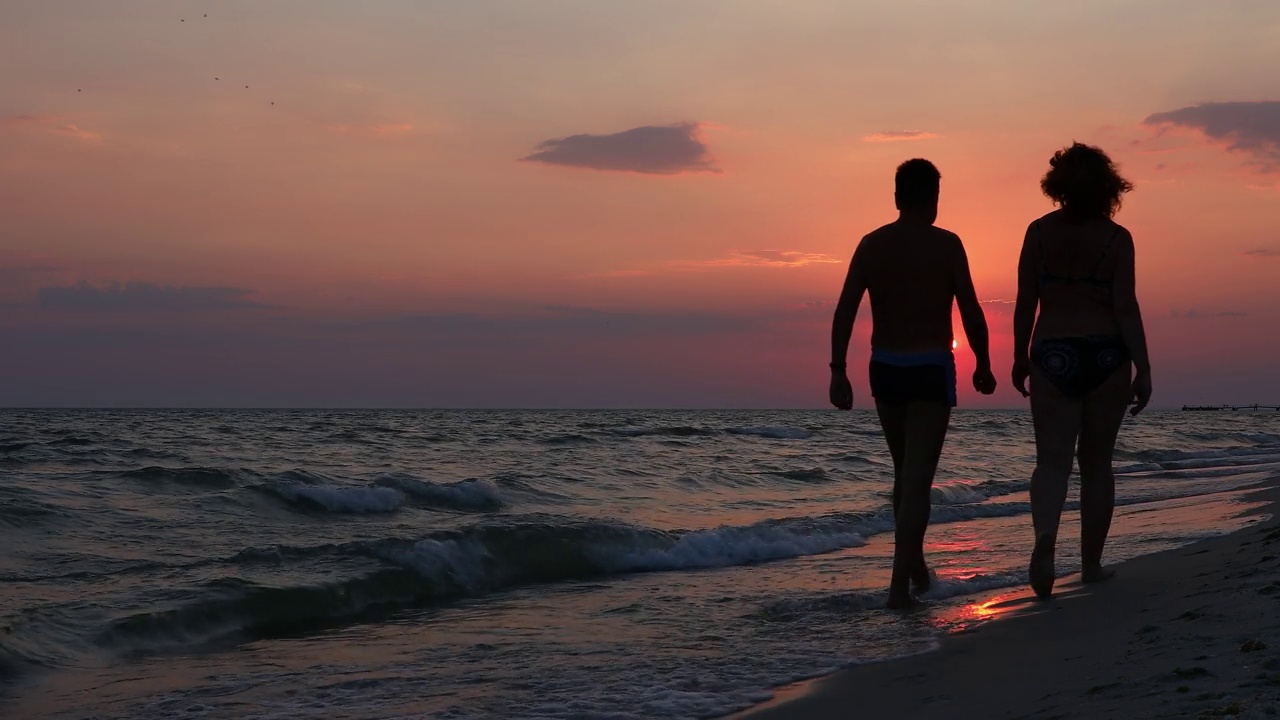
[2,408,1278,719]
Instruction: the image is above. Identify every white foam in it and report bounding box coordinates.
[600,517,886,573]
[920,569,1030,600]
[931,482,986,506]
[379,537,490,588]
[375,474,504,510]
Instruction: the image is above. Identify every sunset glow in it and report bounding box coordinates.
[2,1,1278,407]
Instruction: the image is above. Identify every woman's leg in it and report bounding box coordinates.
[1029,366,1084,598]
[1076,363,1132,580]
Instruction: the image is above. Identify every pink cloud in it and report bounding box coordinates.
[590,250,842,279]
[679,250,842,269]
[862,130,938,143]
[2,114,102,143]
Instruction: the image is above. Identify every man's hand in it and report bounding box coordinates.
[1130,370,1152,416]
[829,371,853,410]
[1012,356,1031,398]
[972,364,997,395]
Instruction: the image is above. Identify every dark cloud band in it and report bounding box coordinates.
[521,122,719,175]
[37,282,266,311]
[1143,101,1280,169]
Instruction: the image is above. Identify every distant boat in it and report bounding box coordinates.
[1182,404,1280,411]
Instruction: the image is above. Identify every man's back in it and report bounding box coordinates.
[855,219,960,354]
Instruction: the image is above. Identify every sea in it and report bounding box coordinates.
[2,408,1278,719]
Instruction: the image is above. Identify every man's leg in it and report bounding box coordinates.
[875,401,933,593]
[874,401,907,516]
[885,400,951,609]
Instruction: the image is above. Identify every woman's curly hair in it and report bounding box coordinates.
[1040,142,1133,218]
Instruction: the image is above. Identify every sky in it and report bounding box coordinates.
[1,0,1278,408]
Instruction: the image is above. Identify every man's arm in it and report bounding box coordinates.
[952,236,993,379]
[828,240,868,410]
[1012,224,1039,396]
[831,241,868,369]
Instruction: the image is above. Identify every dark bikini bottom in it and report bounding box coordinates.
[1031,335,1130,398]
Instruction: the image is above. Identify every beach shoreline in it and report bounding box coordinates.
[726,477,1280,720]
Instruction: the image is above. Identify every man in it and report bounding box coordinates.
[829,159,997,609]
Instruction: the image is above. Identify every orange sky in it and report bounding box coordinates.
[1,0,1278,407]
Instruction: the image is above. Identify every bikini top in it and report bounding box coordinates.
[1035,220,1121,289]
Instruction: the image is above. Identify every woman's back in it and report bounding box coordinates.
[1031,210,1125,340]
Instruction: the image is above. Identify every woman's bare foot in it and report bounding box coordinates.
[910,556,932,594]
[1029,534,1055,600]
[1081,563,1116,584]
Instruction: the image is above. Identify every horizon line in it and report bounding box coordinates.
[0,405,1207,412]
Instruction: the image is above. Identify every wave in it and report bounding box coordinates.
[0,496,72,529]
[262,482,404,514]
[595,515,879,573]
[48,436,97,447]
[606,426,719,438]
[540,433,600,446]
[767,468,831,483]
[374,474,504,511]
[117,466,247,488]
[1126,443,1280,463]
[759,569,1031,619]
[59,496,1070,659]
[727,426,812,440]
[606,425,813,441]
[87,512,887,656]
[834,453,877,465]
[930,482,987,506]
[95,571,428,654]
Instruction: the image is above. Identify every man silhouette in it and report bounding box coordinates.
[829,159,997,609]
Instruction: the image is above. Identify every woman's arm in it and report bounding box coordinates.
[1011,224,1040,396]
[1111,229,1152,413]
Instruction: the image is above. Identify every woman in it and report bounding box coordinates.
[1012,142,1152,600]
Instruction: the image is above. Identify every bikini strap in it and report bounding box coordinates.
[1090,226,1122,279]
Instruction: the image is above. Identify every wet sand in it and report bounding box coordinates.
[728,479,1280,720]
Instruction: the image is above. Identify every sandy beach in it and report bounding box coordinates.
[730,479,1280,720]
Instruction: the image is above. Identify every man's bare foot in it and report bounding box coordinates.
[885,590,922,611]
[1081,563,1116,584]
[910,556,932,594]
[1029,534,1055,600]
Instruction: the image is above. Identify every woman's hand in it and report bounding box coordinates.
[1129,370,1152,416]
[1012,356,1031,398]
[829,371,853,410]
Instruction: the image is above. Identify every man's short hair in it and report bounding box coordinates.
[894,159,941,208]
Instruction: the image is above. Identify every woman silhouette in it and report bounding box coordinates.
[1012,142,1152,599]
